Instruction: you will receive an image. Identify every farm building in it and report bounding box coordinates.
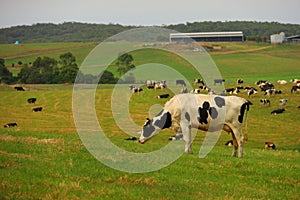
[286,35,300,43]
[270,32,285,44]
[169,31,244,42]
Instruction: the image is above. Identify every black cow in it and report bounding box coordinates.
[4,122,17,128]
[271,108,285,115]
[176,80,186,86]
[214,79,225,85]
[237,79,244,84]
[27,98,36,104]
[124,137,137,141]
[14,86,25,91]
[33,107,43,112]
[157,94,170,99]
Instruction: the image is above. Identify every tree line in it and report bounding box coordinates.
[1,21,300,43]
[0,52,136,85]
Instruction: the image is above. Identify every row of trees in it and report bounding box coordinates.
[1,21,300,44]
[0,52,136,85]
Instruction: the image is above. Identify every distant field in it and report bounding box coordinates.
[1,42,300,199]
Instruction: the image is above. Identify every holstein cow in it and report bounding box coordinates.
[237,79,244,84]
[157,94,170,99]
[194,78,205,85]
[260,99,271,106]
[291,85,300,93]
[139,94,251,158]
[271,108,285,115]
[4,122,17,128]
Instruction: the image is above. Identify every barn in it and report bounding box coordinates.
[286,35,300,43]
[169,31,244,42]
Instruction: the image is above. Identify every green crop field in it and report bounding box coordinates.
[0,42,300,199]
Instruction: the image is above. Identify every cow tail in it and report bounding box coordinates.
[243,101,251,142]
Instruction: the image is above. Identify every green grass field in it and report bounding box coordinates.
[1,42,300,199]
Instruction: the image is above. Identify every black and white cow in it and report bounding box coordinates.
[279,99,288,107]
[157,94,170,99]
[225,88,240,95]
[4,122,17,128]
[271,108,285,115]
[27,98,36,104]
[139,94,251,158]
[33,107,43,112]
[194,78,205,85]
[291,85,300,93]
[247,88,257,97]
[237,79,244,84]
[260,99,270,106]
[265,142,276,149]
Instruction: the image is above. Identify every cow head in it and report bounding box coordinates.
[139,110,172,144]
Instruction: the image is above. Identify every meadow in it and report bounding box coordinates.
[0,42,300,199]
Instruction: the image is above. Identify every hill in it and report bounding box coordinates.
[1,21,300,43]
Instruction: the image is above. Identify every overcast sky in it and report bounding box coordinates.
[1,0,300,28]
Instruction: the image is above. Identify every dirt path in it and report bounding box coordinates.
[210,46,272,56]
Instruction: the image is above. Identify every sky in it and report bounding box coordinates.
[0,0,300,28]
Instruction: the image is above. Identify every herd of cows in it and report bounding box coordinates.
[3,78,300,157]
[129,77,300,156]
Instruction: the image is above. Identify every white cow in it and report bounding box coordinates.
[139,94,251,158]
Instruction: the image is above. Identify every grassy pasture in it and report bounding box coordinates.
[1,43,300,199]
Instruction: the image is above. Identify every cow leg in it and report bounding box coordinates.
[231,132,238,157]
[231,128,243,158]
[180,121,192,153]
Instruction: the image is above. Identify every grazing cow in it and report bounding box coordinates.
[139,94,251,158]
[157,94,170,99]
[225,88,240,95]
[154,82,166,90]
[265,142,276,149]
[277,80,287,85]
[260,99,271,106]
[255,80,267,86]
[225,140,233,146]
[168,134,183,141]
[237,79,244,84]
[14,86,25,91]
[290,79,300,84]
[194,78,205,85]
[271,108,285,115]
[4,122,17,128]
[181,87,188,93]
[190,89,201,94]
[247,88,257,97]
[279,99,288,107]
[260,82,274,92]
[176,80,186,86]
[33,107,43,112]
[124,137,137,141]
[236,86,244,90]
[129,85,143,93]
[291,85,300,93]
[214,79,225,85]
[27,98,36,104]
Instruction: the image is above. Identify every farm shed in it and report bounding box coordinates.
[285,35,300,43]
[169,31,244,42]
[270,32,285,44]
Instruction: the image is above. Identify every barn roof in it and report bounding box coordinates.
[170,31,244,38]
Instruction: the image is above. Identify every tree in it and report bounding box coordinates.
[58,52,79,83]
[116,53,135,76]
[0,58,14,84]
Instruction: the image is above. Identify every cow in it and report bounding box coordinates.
[124,137,137,141]
[247,88,257,97]
[290,79,300,84]
[129,85,143,93]
[32,107,43,112]
[260,82,274,92]
[277,80,287,85]
[14,86,25,91]
[176,80,186,86]
[225,88,240,95]
[214,79,225,85]
[190,89,201,94]
[265,142,276,149]
[27,98,36,104]
[194,78,205,85]
[157,94,170,99]
[237,79,244,84]
[279,99,288,107]
[181,87,188,94]
[291,85,300,93]
[271,108,285,115]
[4,122,17,128]
[260,99,270,106]
[138,94,251,158]
[225,140,233,146]
[154,82,166,90]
